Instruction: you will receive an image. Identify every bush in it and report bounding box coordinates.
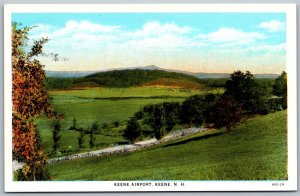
[266,97,284,112]
[134,110,144,120]
[102,123,109,129]
[69,117,78,130]
[15,166,51,181]
[113,121,120,127]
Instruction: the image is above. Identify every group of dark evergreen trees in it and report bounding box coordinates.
[122,70,287,143]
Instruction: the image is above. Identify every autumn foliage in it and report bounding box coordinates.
[12,23,54,180]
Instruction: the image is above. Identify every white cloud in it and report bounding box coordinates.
[125,34,191,48]
[196,28,266,46]
[258,20,285,32]
[28,20,285,73]
[121,21,202,49]
[126,21,192,37]
[29,20,198,50]
[52,20,121,38]
[29,20,123,52]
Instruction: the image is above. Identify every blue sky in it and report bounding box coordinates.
[12,13,286,73]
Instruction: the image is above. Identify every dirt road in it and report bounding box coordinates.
[12,127,207,171]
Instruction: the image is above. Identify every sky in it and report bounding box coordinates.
[12,13,286,74]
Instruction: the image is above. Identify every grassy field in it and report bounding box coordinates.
[49,86,223,98]
[47,110,287,180]
[37,86,223,156]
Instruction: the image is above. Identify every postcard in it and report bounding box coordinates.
[4,4,297,192]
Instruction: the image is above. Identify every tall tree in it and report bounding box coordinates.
[152,105,166,140]
[143,102,180,140]
[206,95,242,131]
[273,71,287,109]
[123,117,141,143]
[77,127,85,149]
[12,23,55,180]
[52,121,61,154]
[203,93,218,125]
[224,70,269,114]
[89,122,97,148]
[143,104,166,140]
[162,102,180,132]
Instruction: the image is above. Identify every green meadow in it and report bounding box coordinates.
[47,110,287,180]
[37,86,223,155]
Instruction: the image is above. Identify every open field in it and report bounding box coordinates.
[37,86,224,156]
[49,86,223,98]
[47,110,287,180]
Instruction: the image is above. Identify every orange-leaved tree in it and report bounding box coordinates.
[12,23,55,180]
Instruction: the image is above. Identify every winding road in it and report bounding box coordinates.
[12,127,207,171]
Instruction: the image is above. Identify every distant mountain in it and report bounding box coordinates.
[45,65,279,79]
[139,65,163,70]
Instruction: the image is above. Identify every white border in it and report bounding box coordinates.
[4,4,297,192]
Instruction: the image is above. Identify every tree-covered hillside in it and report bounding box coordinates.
[45,69,276,90]
[79,69,203,87]
[45,69,203,89]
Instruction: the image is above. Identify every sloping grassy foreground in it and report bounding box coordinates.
[47,111,287,180]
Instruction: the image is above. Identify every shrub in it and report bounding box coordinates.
[134,110,144,120]
[113,121,120,127]
[69,117,78,130]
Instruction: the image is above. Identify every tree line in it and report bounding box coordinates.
[123,70,287,143]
